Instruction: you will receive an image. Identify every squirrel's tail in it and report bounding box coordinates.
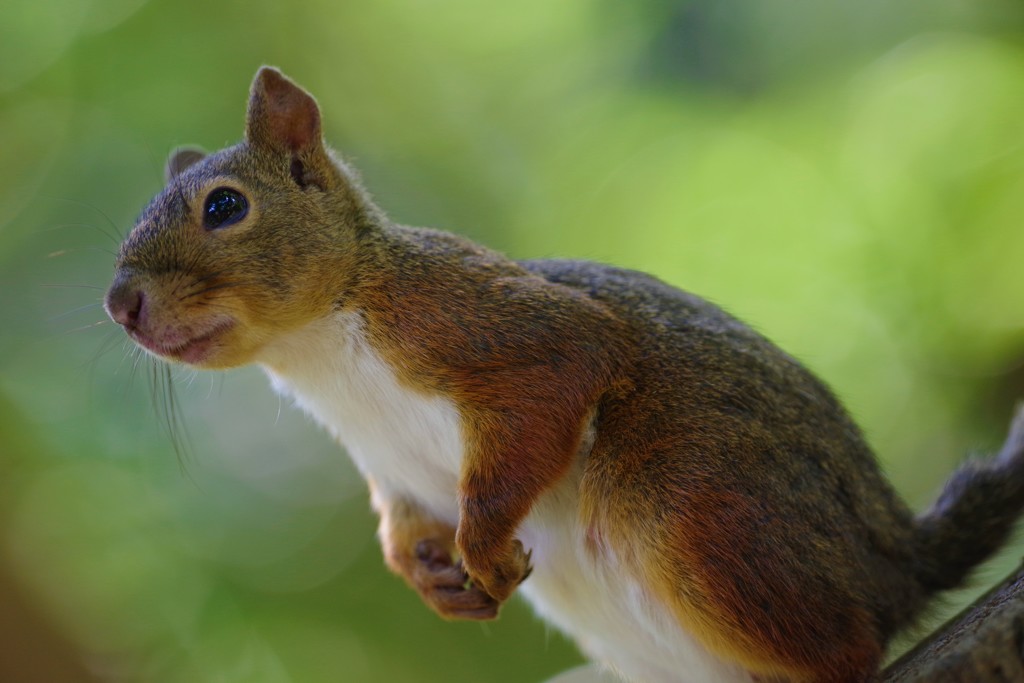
[912,404,1024,592]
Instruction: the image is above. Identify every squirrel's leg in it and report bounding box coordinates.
[455,409,586,604]
[370,481,499,620]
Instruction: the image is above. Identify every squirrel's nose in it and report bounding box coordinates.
[105,282,146,328]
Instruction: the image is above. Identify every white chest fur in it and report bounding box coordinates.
[259,311,463,522]
[257,310,750,683]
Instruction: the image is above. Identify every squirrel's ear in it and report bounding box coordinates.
[245,67,322,155]
[165,147,207,183]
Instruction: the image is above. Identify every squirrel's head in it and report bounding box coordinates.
[105,67,376,369]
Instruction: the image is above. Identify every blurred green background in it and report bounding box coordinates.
[2,1,1024,681]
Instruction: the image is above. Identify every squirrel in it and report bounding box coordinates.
[104,67,1024,683]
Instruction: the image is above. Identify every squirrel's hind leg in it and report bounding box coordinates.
[580,416,882,683]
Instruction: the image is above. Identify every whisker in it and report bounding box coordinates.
[38,221,107,233]
[38,225,123,256]
[181,240,206,279]
[39,224,123,257]
[82,329,124,385]
[179,281,243,301]
[50,301,103,323]
[57,320,109,336]
[149,360,159,410]
[86,245,119,258]
[43,197,125,243]
[163,363,196,472]
[205,373,220,400]
[148,360,190,470]
[111,339,133,377]
[41,283,107,291]
[191,301,236,312]
[189,268,232,286]
[43,245,119,258]
[174,176,191,231]
[127,345,146,386]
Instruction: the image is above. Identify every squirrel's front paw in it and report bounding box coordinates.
[464,538,534,604]
[410,539,499,621]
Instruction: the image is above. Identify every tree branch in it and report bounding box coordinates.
[882,562,1024,682]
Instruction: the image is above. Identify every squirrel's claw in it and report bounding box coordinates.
[411,539,499,621]
[463,538,534,604]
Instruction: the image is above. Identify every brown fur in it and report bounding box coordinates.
[105,68,1024,683]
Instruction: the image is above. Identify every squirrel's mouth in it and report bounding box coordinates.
[129,319,236,365]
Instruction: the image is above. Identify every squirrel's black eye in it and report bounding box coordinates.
[203,187,248,230]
